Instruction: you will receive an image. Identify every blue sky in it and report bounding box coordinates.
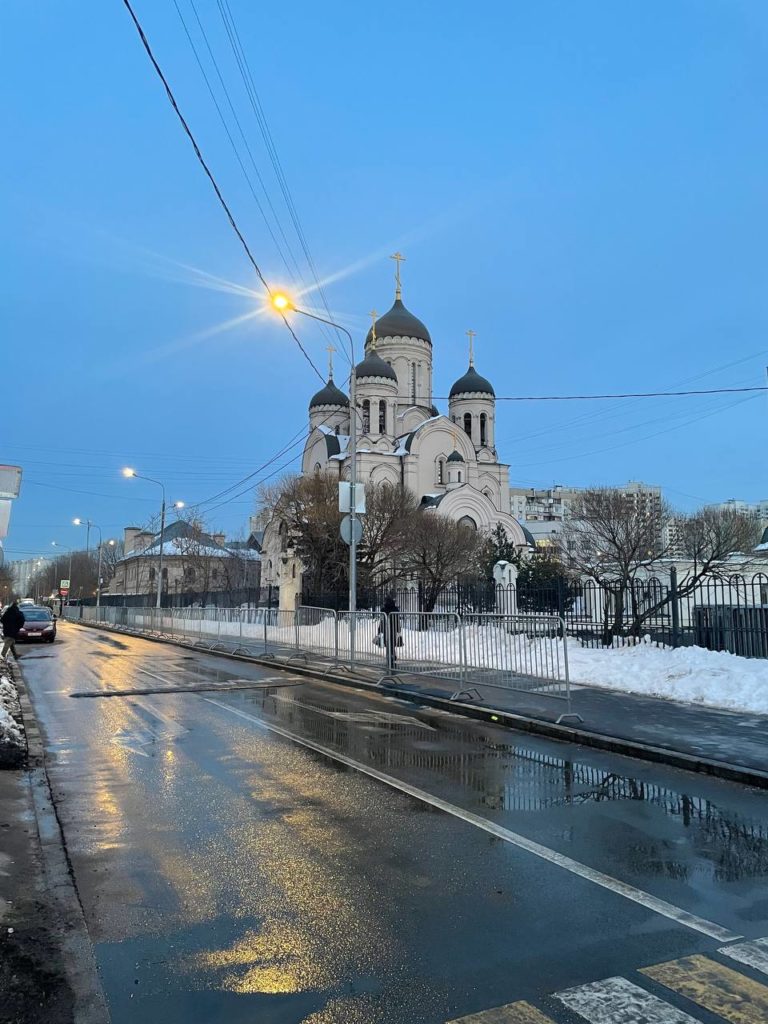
[3,0,767,561]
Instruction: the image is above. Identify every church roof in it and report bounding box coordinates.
[309,376,349,409]
[355,351,398,382]
[446,450,465,463]
[365,298,431,346]
[449,364,495,398]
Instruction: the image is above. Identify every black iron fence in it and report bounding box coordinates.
[303,572,768,658]
[70,586,279,610]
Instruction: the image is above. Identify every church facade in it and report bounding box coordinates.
[261,264,528,594]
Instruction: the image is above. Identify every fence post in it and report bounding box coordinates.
[458,613,467,688]
[670,566,680,649]
[334,611,339,666]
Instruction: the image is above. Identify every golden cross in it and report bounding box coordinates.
[325,343,336,378]
[390,252,406,298]
[369,309,378,349]
[466,329,476,366]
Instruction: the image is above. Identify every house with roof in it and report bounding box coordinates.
[109,519,261,599]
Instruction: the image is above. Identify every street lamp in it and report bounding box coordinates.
[270,292,360,665]
[51,542,73,606]
[122,469,184,608]
[73,519,103,609]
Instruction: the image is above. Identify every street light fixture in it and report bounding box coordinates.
[73,519,103,609]
[51,542,73,606]
[122,469,184,608]
[269,292,361,665]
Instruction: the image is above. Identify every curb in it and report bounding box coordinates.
[14,662,111,1023]
[65,619,768,791]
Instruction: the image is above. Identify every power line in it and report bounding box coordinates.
[120,0,324,381]
[431,385,768,402]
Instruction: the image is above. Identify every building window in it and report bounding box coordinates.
[463,413,472,439]
[457,471,462,483]
[185,567,195,582]
[378,400,386,434]
[437,459,445,485]
[458,515,477,530]
[149,567,156,583]
[314,462,321,475]
[362,399,370,433]
[212,569,218,582]
[411,363,416,404]
[480,413,487,446]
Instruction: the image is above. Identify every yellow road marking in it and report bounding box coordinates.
[447,1000,555,1023]
[641,953,768,1024]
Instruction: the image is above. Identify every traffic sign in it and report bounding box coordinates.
[60,579,70,589]
[340,514,363,546]
[59,588,69,597]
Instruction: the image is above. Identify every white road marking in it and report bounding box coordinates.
[720,936,768,976]
[555,976,700,1023]
[203,698,740,942]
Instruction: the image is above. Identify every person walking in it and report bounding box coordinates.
[381,594,402,672]
[1,599,25,661]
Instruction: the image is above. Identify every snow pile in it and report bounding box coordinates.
[0,672,23,752]
[567,639,768,715]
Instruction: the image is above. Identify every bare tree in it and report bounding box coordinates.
[399,513,484,612]
[562,487,672,644]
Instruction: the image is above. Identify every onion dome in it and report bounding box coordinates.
[449,364,495,399]
[355,351,398,382]
[309,376,349,409]
[446,449,465,463]
[365,299,431,346]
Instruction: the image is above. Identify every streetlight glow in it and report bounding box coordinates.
[271,292,292,312]
[73,518,82,526]
[174,501,185,510]
[122,467,136,478]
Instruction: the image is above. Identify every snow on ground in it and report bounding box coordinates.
[567,639,768,716]
[0,670,23,750]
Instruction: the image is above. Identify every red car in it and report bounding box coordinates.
[18,606,57,643]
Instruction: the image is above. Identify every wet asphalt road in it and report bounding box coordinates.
[18,622,768,1023]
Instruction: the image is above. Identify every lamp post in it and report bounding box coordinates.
[51,542,72,606]
[122,470,184,608]
[74,519,102,609]
[271,294,360,665]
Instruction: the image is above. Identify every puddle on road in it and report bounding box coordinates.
[237,686,768,888]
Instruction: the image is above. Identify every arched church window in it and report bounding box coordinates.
[437,459,445,485]
[480,413,487,446]
[411,363,417,404]
[463,413,472,439]
[458,515,477,530]
[378,400,386,434]
[457,471,462,483]
[362,399,370,433]
[314,462,321,475]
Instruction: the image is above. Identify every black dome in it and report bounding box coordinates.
[355,351,398,382]
[446,450,465,463]
[449,364,495,398]
[309,376,349,409]
[365,298,431,346]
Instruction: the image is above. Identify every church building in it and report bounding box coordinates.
[261,257,529,594]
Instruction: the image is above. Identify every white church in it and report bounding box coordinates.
[261,259,529,595]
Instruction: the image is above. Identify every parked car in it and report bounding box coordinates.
[18,606,57,643]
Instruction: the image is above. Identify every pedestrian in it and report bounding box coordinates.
[380,594,402,672]
[1,599,25,662]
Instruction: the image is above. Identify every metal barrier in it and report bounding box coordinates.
[461,613,570,700]
[62,603,574,716]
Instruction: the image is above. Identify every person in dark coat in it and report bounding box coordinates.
[1,600,25,661]
[381,595,402,671]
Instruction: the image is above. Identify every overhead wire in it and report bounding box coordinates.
[120,0,324,381]
[214,0,345,347]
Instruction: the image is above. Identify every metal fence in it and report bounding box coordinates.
[63,603,572,715]
[304,572,768,658]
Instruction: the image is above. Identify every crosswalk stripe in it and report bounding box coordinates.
[720,937,768,977]
[642,953,768,1023]
[555,975,700,1023]
[447,1001,555,1023]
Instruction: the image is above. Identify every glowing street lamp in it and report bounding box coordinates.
[269,292,361,665]
[73,518,103,609]
[122,469,184,608]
